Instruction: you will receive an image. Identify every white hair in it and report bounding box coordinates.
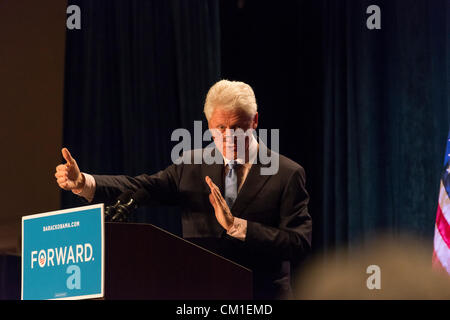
[203,79,257,121]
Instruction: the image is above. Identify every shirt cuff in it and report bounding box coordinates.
[226,217,247,241]
[71,173,96,203]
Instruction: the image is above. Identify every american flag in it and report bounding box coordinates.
[432,131,450,275]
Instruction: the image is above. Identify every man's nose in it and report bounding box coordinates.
[223,128,234,141]
[224,128,234,137]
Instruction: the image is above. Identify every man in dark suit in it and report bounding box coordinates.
[55,80,312,299]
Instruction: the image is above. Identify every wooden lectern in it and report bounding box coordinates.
[104,222,252,299]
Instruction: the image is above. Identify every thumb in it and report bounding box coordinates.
[61,148,74,166]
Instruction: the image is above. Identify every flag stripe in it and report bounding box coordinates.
[442,169,450,200]
[434,225,450,273]
[433,132,450,276]
[432,250,445,271]
[438,180,450,224]
[433,225,450,274]
[436,204,450,249]
[439,180,450,222]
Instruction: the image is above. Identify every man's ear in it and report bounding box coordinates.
[252,112,258,129]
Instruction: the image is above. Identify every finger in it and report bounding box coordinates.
[205,176,224,207]
[57,177,67,184]
[211,186,220,199]
[208,193,217,208]
[60,182,70,190]
[56,164,68,172]
[211,187,230,211]
[206,176,220,193]
[205,176,223,201]
[216,190,228,207]
[55,171,68,178]
[210,186,223,208]
[206,178,217,194]
[211,188,225,209]
[57,179,67,187]
[205,176,213,189]
[211,186,221,200]
[62,148,74,165]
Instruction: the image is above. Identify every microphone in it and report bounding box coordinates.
[105,190,134,221]
[110,188,151,222]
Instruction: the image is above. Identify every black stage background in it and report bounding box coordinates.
[62,0,449,264]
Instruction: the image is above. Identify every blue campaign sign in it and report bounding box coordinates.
[22,204,104,300]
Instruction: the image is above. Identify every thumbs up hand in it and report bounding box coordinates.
[54,148,85,192]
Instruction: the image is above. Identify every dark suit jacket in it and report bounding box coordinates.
[90,147,312,299]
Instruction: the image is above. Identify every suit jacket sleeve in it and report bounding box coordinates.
[243,167,312,262]
[90,163,182,207]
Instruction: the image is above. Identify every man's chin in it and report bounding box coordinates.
[223,152,237,160]
[221,147,235,159]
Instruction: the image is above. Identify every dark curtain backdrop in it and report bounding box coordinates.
[62,0,221,236]
[320,0,450,256]
[219,0,450,258]
[63,0,450,257]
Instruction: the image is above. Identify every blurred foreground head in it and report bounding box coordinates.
[295,234,450,299]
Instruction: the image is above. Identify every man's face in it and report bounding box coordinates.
[208,106,258,160]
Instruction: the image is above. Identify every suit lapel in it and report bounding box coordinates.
[201,148,225,195]
[231,147,273,217]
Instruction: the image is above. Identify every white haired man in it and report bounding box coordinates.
[55,79,312,299]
